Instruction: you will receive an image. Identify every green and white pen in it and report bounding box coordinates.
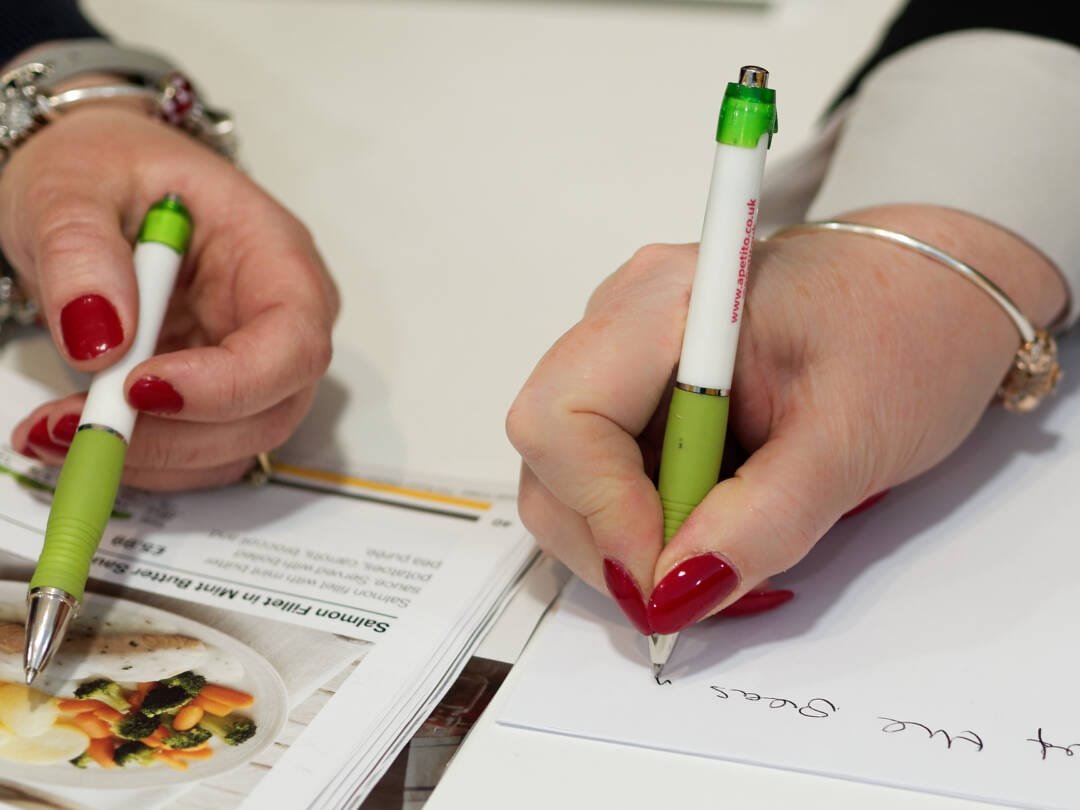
[24,194,192,685]
[649,67,777,678]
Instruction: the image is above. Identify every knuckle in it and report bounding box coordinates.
[505,394,546,464]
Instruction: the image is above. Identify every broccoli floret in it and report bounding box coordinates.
[69,750,93,768]
[163,726,212,749]
[199,714,257,746]
[159,670,206,697]
[114,711,158,741]
[139,685,193,717]
[113,741,156,767]
[73,678,131,712]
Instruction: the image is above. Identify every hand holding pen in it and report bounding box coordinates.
[0,99,338,490]
[507,72,1068,670]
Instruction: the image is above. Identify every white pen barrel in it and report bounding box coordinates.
[677,140,768,391]
[79,241,183,441]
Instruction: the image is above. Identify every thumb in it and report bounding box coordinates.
[27,190,137,369]
[646,416,866,635]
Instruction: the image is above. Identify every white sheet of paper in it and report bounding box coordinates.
[500,349,1080,810]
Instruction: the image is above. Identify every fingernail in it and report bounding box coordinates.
[60,294,123,360]
[128,376,183,413]
[841,489,891,519]
[51,413,80,445]
[19,444,40,460]
[647,553,739,635]
[719,588,794,618]
[27,416,68,456]
[602,558,652,635]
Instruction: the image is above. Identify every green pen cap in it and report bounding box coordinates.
[716,65,778,149]
[137,193,193,253]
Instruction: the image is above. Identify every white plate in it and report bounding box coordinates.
[0,580,288,789]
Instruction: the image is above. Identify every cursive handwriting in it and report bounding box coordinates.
[878,717,984,751]
[1027,727,1080,761]
[654,674,672,687]
[710,686,838,719]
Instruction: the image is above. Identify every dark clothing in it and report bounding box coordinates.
[833,1,1079,110]
[0,0,102,67]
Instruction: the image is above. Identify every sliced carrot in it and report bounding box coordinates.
[172,746,214,760]
[88,738,117,768]
[58,698,110,714]
[140,726,169,747]
[128,682,155,711]
[72,712,113,739]
[154,750,188,770]
[172,704,204,731]
[199,683,255,709]
[92,705,124,723]
[192,694,232,716]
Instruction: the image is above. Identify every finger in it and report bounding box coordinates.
[4,161,136,369]
[11,389,313,471]
[507,246,697,626]
[647,414,864,635]
[125,301,333,423]
[518,464,652,636]
[120,459,254,492]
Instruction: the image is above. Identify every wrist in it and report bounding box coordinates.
[839,204,1068,332]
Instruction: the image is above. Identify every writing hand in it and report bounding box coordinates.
[507,205,1066,635]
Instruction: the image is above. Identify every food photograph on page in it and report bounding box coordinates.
[0,547,371,810]
[0,582,286,787]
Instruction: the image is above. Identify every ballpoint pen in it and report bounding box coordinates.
[649,66,777,679]
[23,193,192,685]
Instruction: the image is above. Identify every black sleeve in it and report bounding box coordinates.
[831,1,1080,111]
[0,0,104,68]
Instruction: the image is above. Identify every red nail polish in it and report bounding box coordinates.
[19,444,41,460]
[647,553,739,635]
[719,588,794,618]
[60,294,123,360]
[27,416,68,456]
[841,489,890,519]
[51,413,80,445]
[128,376,183,414]
[602,558,652,635]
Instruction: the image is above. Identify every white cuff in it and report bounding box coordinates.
[803,30,1080,327]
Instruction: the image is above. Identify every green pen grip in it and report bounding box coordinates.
[657,387,730,542]
[29,429,126,599]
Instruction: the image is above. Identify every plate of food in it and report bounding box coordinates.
[0,581,288,788]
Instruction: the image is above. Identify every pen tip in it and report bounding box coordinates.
[652,662,664,680]
[24,667,39,686]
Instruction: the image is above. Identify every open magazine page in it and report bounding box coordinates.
[0,368,536,809]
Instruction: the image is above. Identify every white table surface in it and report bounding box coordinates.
[21,1,991,806]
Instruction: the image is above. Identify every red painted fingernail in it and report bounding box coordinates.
[27,416,68,456]
[128,376,184,414]
[719,588,795,618]
[19,444,40,460]
[51,413,80,445]
[841,489,890,519]
[647,553,739,635]
[60,294,124,360]
[602,558,652,635]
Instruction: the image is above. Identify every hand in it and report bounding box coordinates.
[506,205,1066,636]
[1,102,339,490]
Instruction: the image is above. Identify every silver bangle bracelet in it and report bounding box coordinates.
[768,220,1062,414]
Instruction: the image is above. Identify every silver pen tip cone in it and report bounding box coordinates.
[24,667,39,686]
[652,662,664,680]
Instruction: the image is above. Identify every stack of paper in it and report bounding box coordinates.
[0,368,538,809]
